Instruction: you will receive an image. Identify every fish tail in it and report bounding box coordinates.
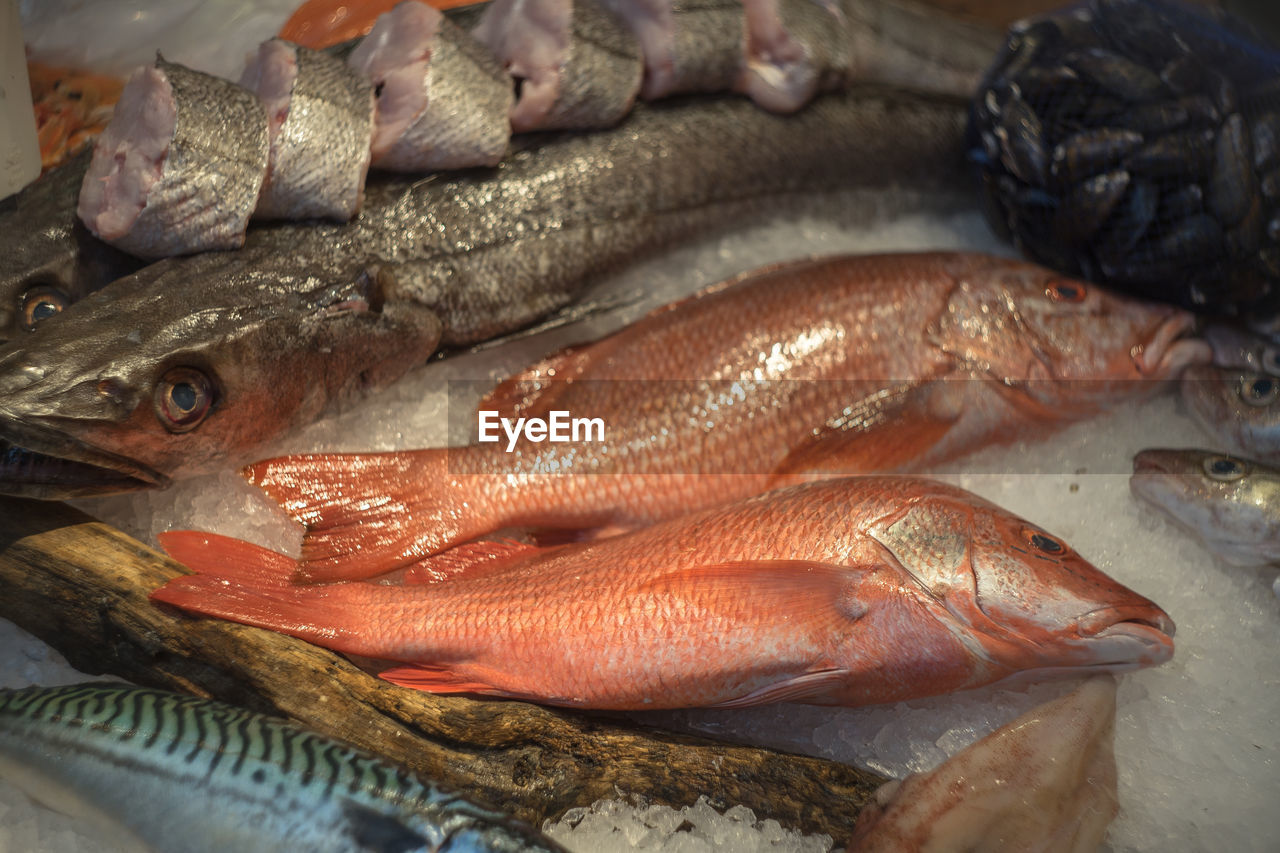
[242,450,479,582]
[152,531,374,654]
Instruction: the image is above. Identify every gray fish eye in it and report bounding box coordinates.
[1239,375,1278,406]
[21,285,69,330]
[1203,456,1246,482]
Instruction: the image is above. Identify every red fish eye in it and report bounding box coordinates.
[1023,528,1065,554]
[1046,281,1087,303]
[154,367,215,433]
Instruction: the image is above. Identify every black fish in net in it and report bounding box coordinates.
[969,0,1280,324]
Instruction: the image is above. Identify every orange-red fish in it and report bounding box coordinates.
[153,477,1175,710]
[245,252,1211,582]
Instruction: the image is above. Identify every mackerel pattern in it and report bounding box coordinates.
[0,683,563,852]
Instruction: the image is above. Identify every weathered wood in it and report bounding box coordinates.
[0,496,886,840]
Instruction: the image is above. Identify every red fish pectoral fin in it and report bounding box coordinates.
[640,559,876,633]
[242,449,473,583]
[769,382,959,482]
[707,668,854,709]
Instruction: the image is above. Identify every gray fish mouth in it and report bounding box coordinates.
[0,419,167,498]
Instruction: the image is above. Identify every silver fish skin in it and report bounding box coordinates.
[475,0,644,132]
[0,683,564,853]
[600,0,744,99]
[1131,448,1280,566]
[76,58,270,260]
[0,88,974,498]
[0,148,143,344]
[243,40,375,221]
[350,4,513,171]
[1182,366,1280,464]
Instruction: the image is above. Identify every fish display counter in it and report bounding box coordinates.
[1,1,1279,852]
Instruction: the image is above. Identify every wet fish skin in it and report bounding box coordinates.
[0,88,975,499]
[246,252,1209,582]
[0,147,143,344]
[243,40,375,221]
[850,676,1119,852]
[0,682,565,852]
[1182,365,1280,464]
[1131,448,1280,566]
[153,477,1175,710]
[77,59,271,260]
[475,0,644,132]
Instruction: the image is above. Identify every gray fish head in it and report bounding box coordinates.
[1131,448,1280,566]
[0,151,144,344]
[0,248,442,499]
[1182,366,1280,466]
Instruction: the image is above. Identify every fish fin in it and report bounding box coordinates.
[242,450,478,583]
[152,533,374,655]
[341,801,430,853]
[401,538,544,584]
[377,664,531,700]
[707,668,853,709]
[477,344,588,419]
[640,560,873,628]
[769,382,959,480]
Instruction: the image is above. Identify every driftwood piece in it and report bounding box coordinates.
[0,496,887,839]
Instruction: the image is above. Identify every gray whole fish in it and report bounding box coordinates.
[1131,448,1280,566]
[0,682,564,852]
[0,148,143,344]
[1182,366,1280,464]
[0,87,973,499]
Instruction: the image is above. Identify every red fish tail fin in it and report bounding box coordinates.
[153,531,377,656]
[242,449,483,583]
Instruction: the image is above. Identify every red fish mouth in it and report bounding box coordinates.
[1134,312,1212,378]
[1075,606,1176,668]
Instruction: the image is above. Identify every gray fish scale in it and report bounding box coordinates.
[118,60,269,260]
[541,0,644,130]
[665,0,745,95]
[257,45,375,222]
[0,683,562,852]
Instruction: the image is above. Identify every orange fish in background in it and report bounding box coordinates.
[152,477,1175,710]
[243,252,1212,582]
[279,0,483,49]
[28,61,123,172]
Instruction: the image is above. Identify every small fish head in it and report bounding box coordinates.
[1131,448,1280,566]
[0,151,143,344]
[931,255,1210,408]
[870,484,1174,676]
[0,250,442,498]
[1182,366,1280,466]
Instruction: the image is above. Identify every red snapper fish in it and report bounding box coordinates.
[152,477,1175,711]
[243,252,1211,582]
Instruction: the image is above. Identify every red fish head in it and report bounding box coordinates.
[869,483,1175,678]
[930,256,1210,408]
